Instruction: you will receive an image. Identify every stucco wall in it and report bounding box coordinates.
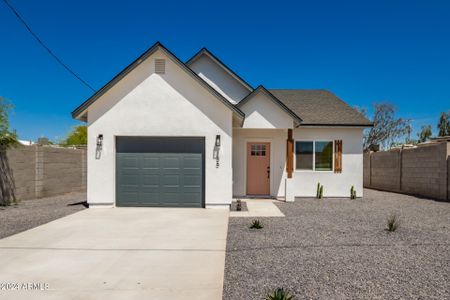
[189,54,250,104]
[239,93,294,129]
[87,49,233,207]
[2,146,86,201]
[232,127,364,198]
[292,127,364,197]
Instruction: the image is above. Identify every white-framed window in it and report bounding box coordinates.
[250,144,267,156]
[295,140,333,171]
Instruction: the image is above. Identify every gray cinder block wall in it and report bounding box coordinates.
[364,142,450,201]
[2,145,87,201]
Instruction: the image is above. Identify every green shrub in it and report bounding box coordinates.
[249,219,263,229]
[266,288,294,300]
[386,214,400,232]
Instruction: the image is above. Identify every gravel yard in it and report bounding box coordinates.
[0,192,86,239]
[223,189,450,299]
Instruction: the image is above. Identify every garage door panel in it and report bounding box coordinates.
[183,192,201,202]
[183,175,201,186]
[121,156,139,168]
[120,192,140,205]
[162,175,181,186]
[162,156,181,167]
[119,174,140,186]
[116,137,204,207]
[140,192,160,202]
[141,155,160,168]
[183,155,201,166]
[142,174,160,186]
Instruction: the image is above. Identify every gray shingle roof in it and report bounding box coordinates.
[269,89,372,126]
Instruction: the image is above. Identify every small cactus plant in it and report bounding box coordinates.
[350,186,356,199]
[316,182,321,199]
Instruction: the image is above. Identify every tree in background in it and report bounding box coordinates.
[63,125,87,146]
[0,97,18,151]
[417,125,432,143]
[362,103,411,150]
[437,111,450,137]
[0,97,18,205]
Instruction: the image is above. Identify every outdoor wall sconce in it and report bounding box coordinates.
[215,135,221,147]
[96,134,103,147]
[214,135,221,168]
[95,134,103,160]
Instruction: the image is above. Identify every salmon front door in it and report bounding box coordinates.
[246,142,270,195]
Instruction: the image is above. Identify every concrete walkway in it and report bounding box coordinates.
[0,207,229,300]
[229,199,285,217]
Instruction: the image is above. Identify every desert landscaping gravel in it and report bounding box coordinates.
[0,192,86,239]
[223,189,450,299]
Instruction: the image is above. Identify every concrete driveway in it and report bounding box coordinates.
[0,207,229,300]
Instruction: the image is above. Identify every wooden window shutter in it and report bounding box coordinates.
[334,140,342,173]
[286,129,294,178]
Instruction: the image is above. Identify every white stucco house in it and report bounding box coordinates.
[72,42,372,208]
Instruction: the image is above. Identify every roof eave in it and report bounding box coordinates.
[299,123,374,127]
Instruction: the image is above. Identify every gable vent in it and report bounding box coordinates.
[155,59,166,74]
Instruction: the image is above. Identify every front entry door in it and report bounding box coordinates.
[246,142,270,195]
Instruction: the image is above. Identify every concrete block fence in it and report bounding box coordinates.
[363,142,450,201]
[1,145,86,201]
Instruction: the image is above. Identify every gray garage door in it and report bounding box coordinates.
[116,137,205,207]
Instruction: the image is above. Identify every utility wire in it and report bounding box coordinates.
[2,0,95,92]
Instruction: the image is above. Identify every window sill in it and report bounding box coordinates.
[294,170,334,173]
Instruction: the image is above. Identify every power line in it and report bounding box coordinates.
[2,0,95,92]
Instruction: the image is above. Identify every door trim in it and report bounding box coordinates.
[244,139,273,196]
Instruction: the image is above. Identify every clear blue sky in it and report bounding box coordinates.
[1,0,449,142]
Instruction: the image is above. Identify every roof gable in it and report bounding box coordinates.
[186,48,253,92]
[237,86,302,127]
[71,42,244,121]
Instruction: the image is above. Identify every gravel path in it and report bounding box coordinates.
[223,189,450,299]
[0,192,86,239]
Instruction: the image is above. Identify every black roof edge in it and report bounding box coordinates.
[71,41,245,120]
[186,47,254,92]
[299,123,374,127]
[236,85,303,125]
